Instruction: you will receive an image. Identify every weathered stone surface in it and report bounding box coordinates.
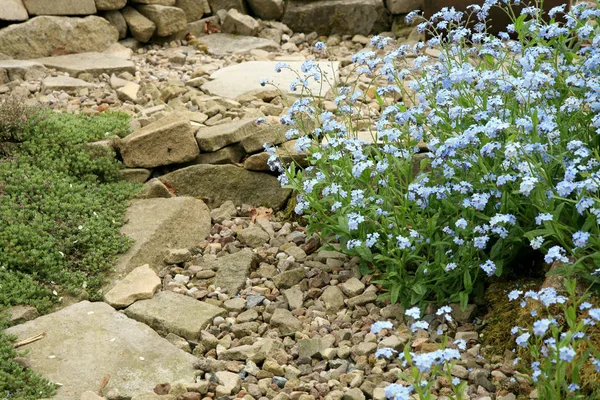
[121,113,199,168]
[122,6,157,42]
[0,16,118,59]
[137,178,175,199]
[246,0,284,20]
[35,52,134,77]
[240,124,286,153]
[104,264,161,309]
[243,140,308,171]
[202,61,338,99]
[270,308,302,333]
[159,164,291,210]
[117,81,140,102]
[197,33,279,55]
[113,197,211,278]
[282,0,391,35]
[131,0,176,4]
[0,60,47,81]
[175,0,209,22]
[137,5,187,37]
[103,10,128,39]
[120,168,152,183]
[22,0,96,15]
[272,267,305,289]
[125,291,226,340]
[196,118,279,152]
[96,0,127,10]
[0,0,28,21]
[5,305,39,324]
[208,0,246,13]
[6,301,197,400]
[41,76,95,93]
[193,144,245,165]
[320,286,346,311]
[385,0,422,14]
[212,248,257,296]
[223,9,259,36]
[238,224,270,248]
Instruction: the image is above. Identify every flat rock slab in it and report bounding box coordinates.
[0,60,47,80]
[34,52,135,77]
[5,301,198,400]
[104,264,161,309]
[42,76,95,92]
[159,164,292,210]
[124,291,226,340]
[0,0,29,21]
[198,33,279,55]
[113,197,211,280]
[212,248,257,296]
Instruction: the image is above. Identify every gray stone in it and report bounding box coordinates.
[104,264,161,309]
[210,200,237,223]
[385,0,421,14]
[240,125,286,154]
[340,277,365,297]
[35,52,135,77]
[197,33,279,55]
[96,0,127,10]
[121,112,199,168]
[159,164,291,210]
[125,291,226,340]
[343,388,366,400]
[213,249,257,296]
[320,286,345,311]
[345,286,377,307]
[122,6,156,42]
[0,60,47,81]
[137,178,175,199]
[113,197,211,278]
[196,118,280,152]
[238,224,270,248]
[223,9,259,36]
[455,331,479,342]
[193,144,245,165]
[164,248,192,264]
[131,0,176,4]
[297,337,332,358]
[243,141,308,171]
[5,305,39,324]
[41,76,95,93]
[103,10,128,39]
[215,371,242,396]
[6,301,197,400]
[208,0,246,13]
[117,81,140,102]
[272,267,305,289]
[0,16,118,59]
[270,308,302,333]
[23,0,96,15]
[246,0,284,20]
[283,287,303,310]
[223,297,246,312]
[282,0,391,35]
[203,61,338,99]
[175,0,209,22]
[0,0,28,21]
[137,5,187,37]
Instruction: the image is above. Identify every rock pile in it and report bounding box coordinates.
[0,0,425,59]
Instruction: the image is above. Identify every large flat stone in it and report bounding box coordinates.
[113,197,211,279]
[0,16,118,59]
[0,0,29,21]
[41,76,95,93]
[159,164,292,210]
[198,33,279,55]
[34,52,135,77]
[195,118,283,152]
[124,291,226,340]
[5,301,198,400]
[121,112,199,168]
[211,249,257,296]
[23,0,97,15]
[0,60,47,81]
[202,60,338,99]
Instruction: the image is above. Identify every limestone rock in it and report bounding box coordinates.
[104,264,161,309]
[125,291,226,340]
[175,0,209,22]
[121,112,199,168]
[22,0,97,15]
[282,0,391,35]
[103,10,128,39]
[193,144,245,165]
[320,286,346,311]
[208,0,246,13]
[0,60,47,81]
[210,200,237,223]
[41,76,95,93]
[246,0,284,20]
[211,249,257,296]
[196,118,274,152]
[6,301,197,400]
[202,60,338,99]
[34,52,135,77]
[120,168,152,183]
[137,178,175,199]
[0,0,29,21]
[237,224,270,248]
[131,0,176,4]
[159,164,291,210]
[340,277,365,297]
[137,5,187,37]
[215,371,242,396]
[0,16,118,59]
[270,308,302,333]
[113,197,211,277]
[96,0,127,10]
[5,305,39,324]
[117,81,140,102]
[223,9,259,36]
[122,6,157,42]
[197,33,279,55]
[385,0,422,14]
[272,267,305,289]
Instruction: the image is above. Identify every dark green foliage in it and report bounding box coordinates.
[0,314,56,399]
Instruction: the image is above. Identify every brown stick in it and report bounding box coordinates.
[14,332,45,348]
[98,374,110,396]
